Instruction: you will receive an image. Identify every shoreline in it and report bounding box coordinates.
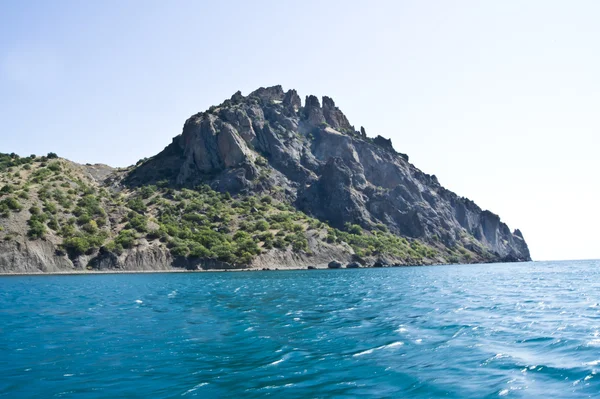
[0,260,541,277]
[0,266,334,276]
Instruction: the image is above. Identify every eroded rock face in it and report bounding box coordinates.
[127,86,530,262]
[304,95,325,126]
[322,96,352,131]
[297,157,372,229]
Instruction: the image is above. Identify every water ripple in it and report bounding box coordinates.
[1,260,600,398]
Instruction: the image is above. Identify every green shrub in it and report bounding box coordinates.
[139,185,156,199]
[104,241,124,255]
[127,198,146,213]
[291,223,304,232]
[182,213,206,224]
[170,243,189,257]
[235,237,259,256]
[254,220,270,231]
[114,229,136,249]
[127,212,148,233]
[288,232,308,252]
[47,217,59,231]
[0,185,14,195]
[30,167,53,183]
[27,220,47,239]
[374,223,389,233]
[1,197,22,212]
[308,219,322,230]
[78,195,104,216]
[43,202,58,214]
[60,224,76,237]
[77,213,92,225]
[47,162,61,172]
[211,243,235,262]
[82,220,99,234]
[189,243,211,258]
[345,223,363,235]
[62,235,100,256]
[260,195,272,204]
[273,237,287,249]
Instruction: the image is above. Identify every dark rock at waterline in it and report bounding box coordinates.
[346,262,360,269]
[351,254,367,266]
[307,266,316,269]
[328,260,343,269]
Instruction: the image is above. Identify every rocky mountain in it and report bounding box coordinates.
[0,86,529,273]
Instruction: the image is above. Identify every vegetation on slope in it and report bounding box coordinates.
[0,152,484,268]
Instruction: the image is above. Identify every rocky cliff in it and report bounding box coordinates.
[128,85,529,262]
[0,86,529,273]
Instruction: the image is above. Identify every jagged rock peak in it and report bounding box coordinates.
[322,96,336,108]
[373,135,396,152]
[283,89,301,111]
[305,94,321,108]
[301,94,352,131]
[322,95,352,131]
[230,90,244,102]
[249,85,285,102]
[304,95,326,125]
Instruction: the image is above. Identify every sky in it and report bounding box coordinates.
[1,0,598,261]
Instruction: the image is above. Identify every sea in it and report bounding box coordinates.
[1,260,599,398]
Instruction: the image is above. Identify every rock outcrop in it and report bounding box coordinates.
[128,86,530,262]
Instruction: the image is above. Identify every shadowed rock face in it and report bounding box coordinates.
[127,86,530,262]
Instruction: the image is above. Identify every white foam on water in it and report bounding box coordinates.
[135,300,143,304]
[586,339,600,347]
[384,341,404,349]
[498,388,509,396]
[168,291,177,298]
[269,358,285,366]
[353,348,375,357]
[63,374,74,377]
[182,382,209,396]
[353,341,404,357]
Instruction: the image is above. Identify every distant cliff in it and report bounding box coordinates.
[0,86,529,273]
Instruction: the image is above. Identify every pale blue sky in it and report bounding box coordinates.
[1,1,599,261]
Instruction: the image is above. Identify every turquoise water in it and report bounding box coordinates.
[1,261,600,398]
